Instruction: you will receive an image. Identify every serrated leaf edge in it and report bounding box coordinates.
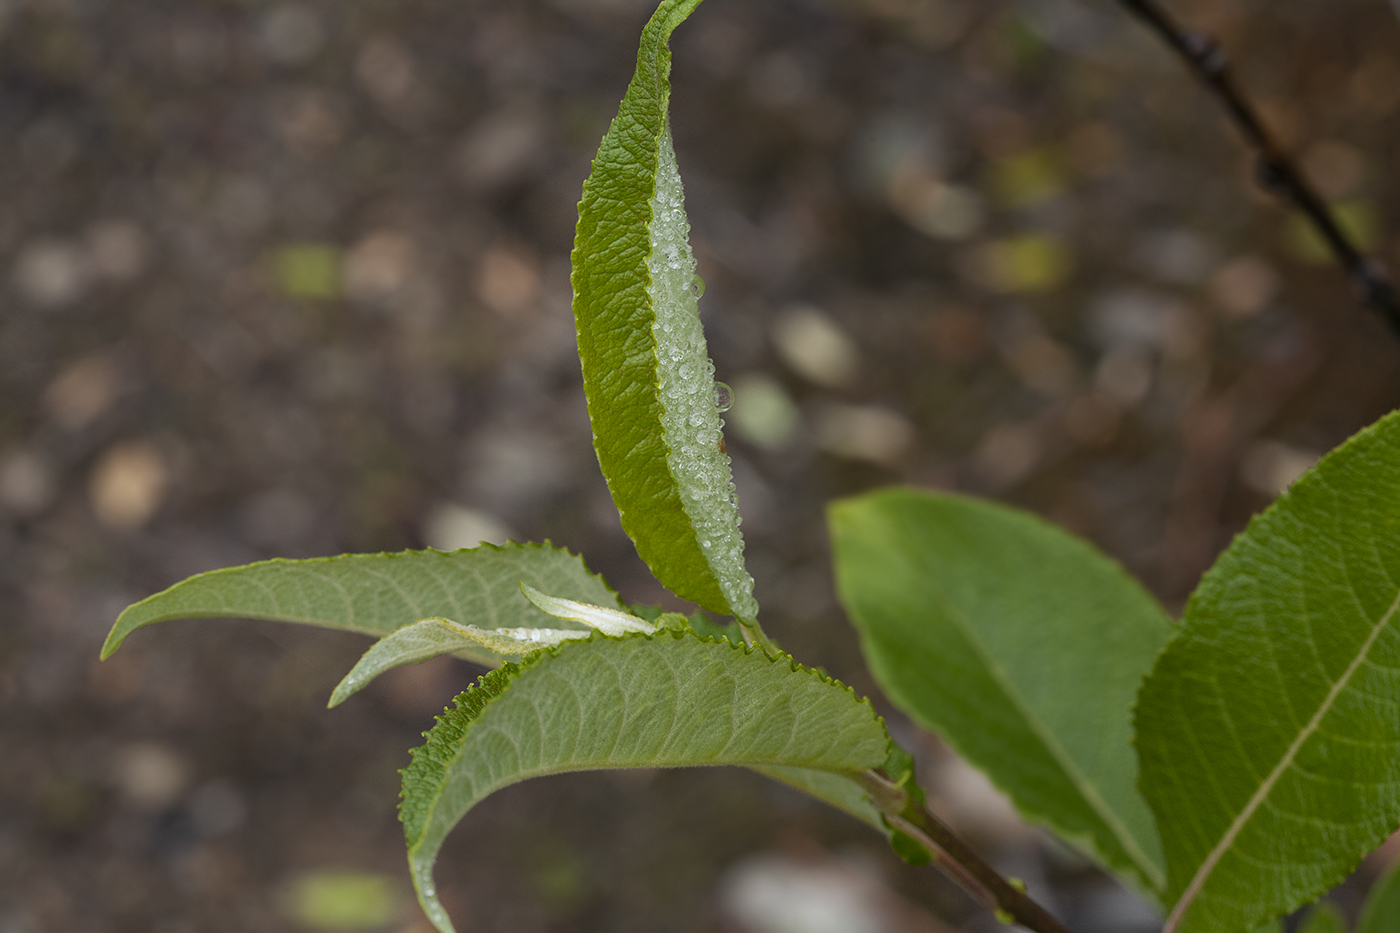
[1138,410,1400,933]
[399,627,887,932]
[399,628,883,846]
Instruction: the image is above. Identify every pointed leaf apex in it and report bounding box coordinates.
[519,582,657,635]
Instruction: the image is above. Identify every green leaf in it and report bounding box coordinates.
[683,610,746,645]
[329,617,595,707]
[754,742,924,853]
[571,0,758,624]
[829,488,1173,897]
[333,592,671,706]
[1298,904,1347,933]
[400,630,889,933]
[1136,410,1400,933]
[102,542,621,668]
[752,765,886,831]
[631,604,745,644]
[1360,859,1400,933]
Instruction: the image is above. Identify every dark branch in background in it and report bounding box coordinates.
[1116,0,1400,335]
[858,771,1077,933]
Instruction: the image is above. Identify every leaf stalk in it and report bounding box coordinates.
[737,618,778,655]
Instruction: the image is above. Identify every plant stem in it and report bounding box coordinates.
[857,770,1076,933]
[1116,0,1400,334]
[738,617,778,655]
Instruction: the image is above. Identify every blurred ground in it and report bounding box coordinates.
[3,0,1400,930]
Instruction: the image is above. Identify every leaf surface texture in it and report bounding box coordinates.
[570,0,756,621]
[830,488,1172,895]
[102,543,619,666]
[1137,411,1400,933]
[400,631,889,932]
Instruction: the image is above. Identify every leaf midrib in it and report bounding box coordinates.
[928,574,1166,893]
[1163,584,1400,932]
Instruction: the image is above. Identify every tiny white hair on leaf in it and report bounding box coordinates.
[519,583,659,636]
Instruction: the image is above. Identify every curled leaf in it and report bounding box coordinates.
[400,630,889,932]
[328,618,592,707]
[571,0,758,626]
[520,583,659,635]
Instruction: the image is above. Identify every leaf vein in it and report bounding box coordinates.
[1163,584,1400,932]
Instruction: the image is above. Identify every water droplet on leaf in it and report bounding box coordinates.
[691,274,705,298]
[714,381,734,412]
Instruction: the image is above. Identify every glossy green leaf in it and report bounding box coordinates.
[1136,410,1400,933]
[102,542,620,668]
[1359,859,1400,933]
[830,488,1173,896]
[571,0,757,624]
[400,630,889,932]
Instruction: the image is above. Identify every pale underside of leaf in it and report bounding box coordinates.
[1136,410,1400,933]
[400,631,889,933]
[332,589,669,705]
[830,489,1171,897]
[520,583,659,634]
[647,125,756,622]
[328,617,593,707]
[752,764,886,831]
[102,542,619,662]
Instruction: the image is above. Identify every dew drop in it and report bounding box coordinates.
[714,381,734,412]
[691,274,706,298]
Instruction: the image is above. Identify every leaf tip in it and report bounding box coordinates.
[408,847,458,933]
[326,678,354,708]
[100,611,135,659]
[99,632,122,660]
